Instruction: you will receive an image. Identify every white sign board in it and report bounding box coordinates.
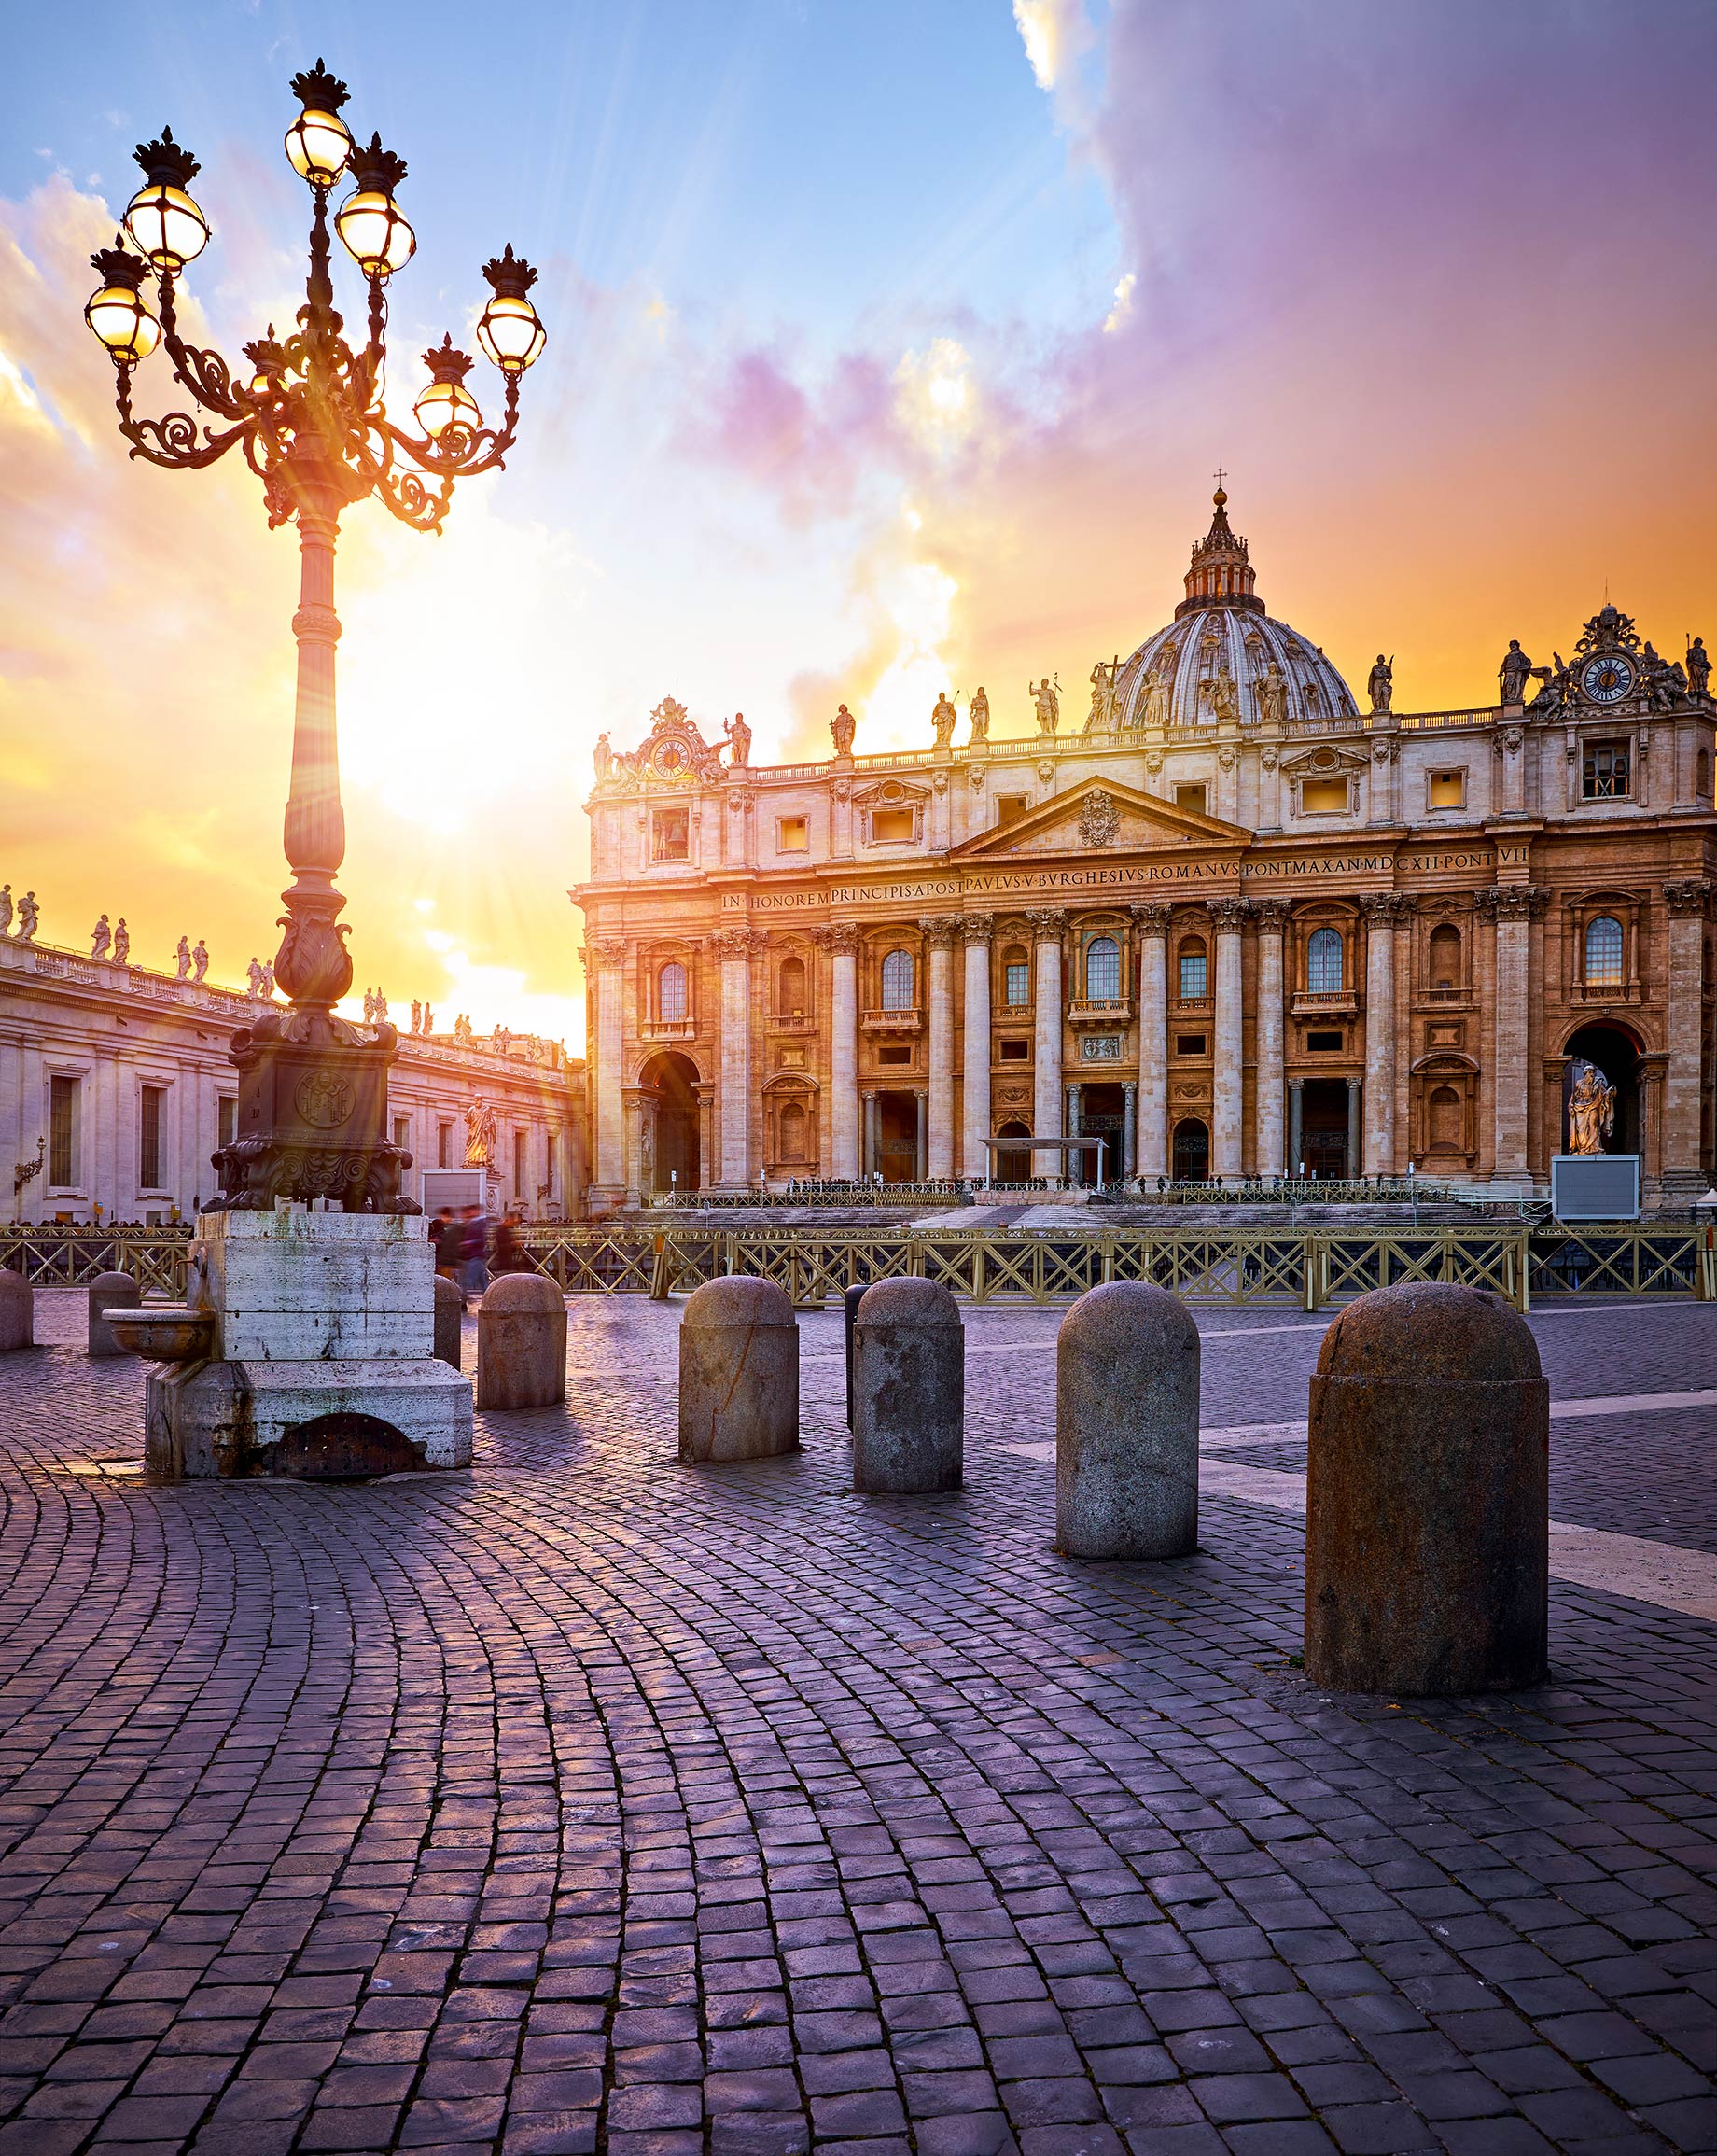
[1551,1154,1640,1222]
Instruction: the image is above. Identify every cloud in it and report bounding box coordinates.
[1102,272,1135,334]
[1013,0,1090,93]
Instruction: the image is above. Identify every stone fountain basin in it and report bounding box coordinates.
[107,1307,216,1364]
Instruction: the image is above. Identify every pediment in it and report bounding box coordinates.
[853,776,931,807]
[1280,741,1368,777]
[953,776,1249,861]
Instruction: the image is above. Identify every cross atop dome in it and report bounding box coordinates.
[1177,479,1263,619]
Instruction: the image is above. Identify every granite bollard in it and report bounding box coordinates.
[1056,1281,1199,1559]
[853,1278,963,1493]
[0,1269,31,1352]
[843,1281,869,1429]
[679,1275,799,1464]
[88,1269,142,1358]
[433,1274,464,1371]
[476,1274,566,1410]
[1305,1281,1549,1696]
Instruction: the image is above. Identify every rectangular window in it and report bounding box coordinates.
[546,1134,558,1195]
[1174,782,1207,816]
[870,808,914,844]
[514,1130,528,1198]
[998,1038,1030,1061]
[1004,960,1030,1007]
[217,1097,237,1150]
[438,1121,454,1170]
[1300,778,1348,815]
[1583,741,1630,800]
[1428,769,1465,810]
[877,1043,912,1066]
[776,816,808,853]
[1307,1029,1345,1053]
[996,795,1029,828]
[1175,1034,1207,1057]
[652,807,690,860]
[393,1116,411,1152]
[49,1074,77,1187]
[139,1085,163,1189]
[1179,950,1207,1000]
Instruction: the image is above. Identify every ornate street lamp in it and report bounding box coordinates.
[86,60,545,1213]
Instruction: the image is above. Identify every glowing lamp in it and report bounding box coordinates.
[84,242,160,365]
[414,335,482,440]
[336,134,414,277]
[286,59,354,186]
[123,128,209,270]
[476,245,546,373]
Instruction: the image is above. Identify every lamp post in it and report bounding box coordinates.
[85,60,545,1213]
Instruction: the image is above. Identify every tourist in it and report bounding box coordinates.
[459,1204,491,1296]
[492,1210,523,1274]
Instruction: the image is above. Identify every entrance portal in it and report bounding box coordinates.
[874,1091,921,1183]
[993,1119,1031,1183]
[1075,1082,1126,1185]
[641,1051,700,1194]
[1172,1117,1209,1182]
[1563,1023,1641,1154]
[1301,1079,1350,1179]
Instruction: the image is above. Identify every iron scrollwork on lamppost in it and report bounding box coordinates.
[85,60,546,1213]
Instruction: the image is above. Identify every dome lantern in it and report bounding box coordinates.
[1176,483,1263,620]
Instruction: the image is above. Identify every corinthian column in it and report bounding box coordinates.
[817,922,860,1180]
[1252,899,1289,1177]
[1661,880,1712,1191]
[922,915,961,1181]
[1131,902,1170,1179]
[1026,908,1064,1179]
[714,925,762,1187]
[586,935,628,1200]
[1481,887,1541,1187]
[961,914,994,1180]
[1361,894,1398,1176]
[1208,896,1249,1177]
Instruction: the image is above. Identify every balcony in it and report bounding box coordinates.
[1291,989,1359,1016]
[1067,997,1133,1028]
[640,1017,699,1044]
[1572,976,1642,1006]
[862,1006,924,1035]
[767,1013,817,1035]
[1169,995,1212,1016]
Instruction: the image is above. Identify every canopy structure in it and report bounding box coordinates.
[976,1133,1109,1185]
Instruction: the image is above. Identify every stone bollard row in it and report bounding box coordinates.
[853,1279,963,1493]
[476,1275,566,1410]
[679,1276,800,1463]
[1305,1281,1548,1697]
[433,1274,464,1372]
[87,1270,142,1358]
[1056,1281,1199,1560]
[0,1269,31,1352]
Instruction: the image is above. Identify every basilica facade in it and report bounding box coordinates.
[572,491,1716,1210]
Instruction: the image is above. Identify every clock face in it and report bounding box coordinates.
[651,735,691,777]
[1581,653,1636,705]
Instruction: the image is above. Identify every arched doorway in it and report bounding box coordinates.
[994,1119,1031,1183]
[1172,1117,1209,1182]
[1301,1079,1350,1179]
[640,1051,700,1194]
[1562,1023,1642,1155]
[1075,1082,1126,1185]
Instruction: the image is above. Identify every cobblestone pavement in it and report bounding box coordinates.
[0,1290,1711,2156]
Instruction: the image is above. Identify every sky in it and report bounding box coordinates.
[4,0,1714,1047]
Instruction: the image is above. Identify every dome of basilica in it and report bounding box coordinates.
[1108,488,1358,732]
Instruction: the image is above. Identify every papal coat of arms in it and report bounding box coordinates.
[1079,788,1121,847]
[293,1071,354,1129]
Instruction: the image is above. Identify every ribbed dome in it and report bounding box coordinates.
[1110,489,1358,731]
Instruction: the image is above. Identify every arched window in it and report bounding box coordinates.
[1307,926,1344,993]
[778,954,807,1015]
[1178,938,1207,1001]
[1428,924,1461,989]
[1085,935,1121,1001]
[880,948,914,1010]
[658,961,687,1023]
[1584,915,1624,987]
[777,1100,808,1163]
[1002,945,1030,1008]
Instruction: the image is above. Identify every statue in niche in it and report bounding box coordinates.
[1499,639,1532,705]
[1256,658,1288,728]
[1143,667,1170,729]
[967,688,989,743]
[1565,1058,1615,1156]
[175,935,192,979]
[1209,666,1240,726]
[113,917,130,963]
[1368,654,1394,714]
[1030,676,1060,737]
[193,939,208,983]
[91,915,111,960]
[831,702,857,755]
[931,691,956,749]
[1687,636,1710,697]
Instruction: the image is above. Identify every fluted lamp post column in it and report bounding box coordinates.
[85,61,546,1212]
